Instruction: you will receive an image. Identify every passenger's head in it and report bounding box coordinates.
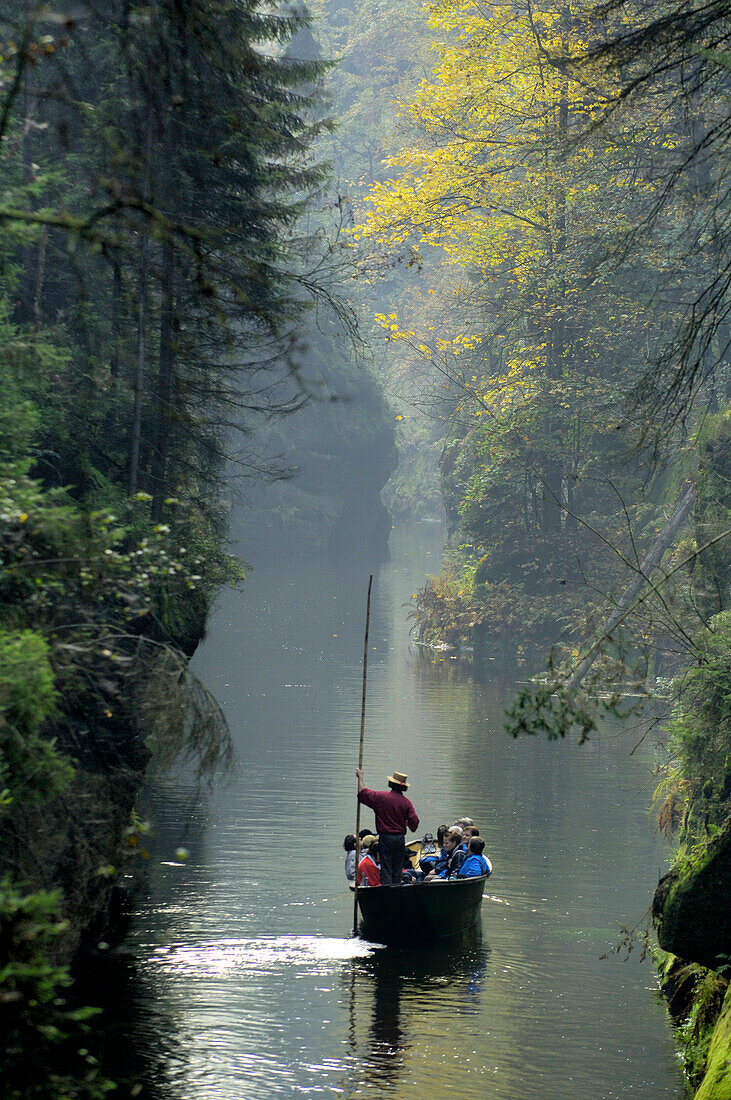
[465,826,480,840]
[359,828,375,840]
[453,816,474,830]
[343,834,357,852]
[444,827,463,851]
[469,836,485,855]
[436,825,449,846]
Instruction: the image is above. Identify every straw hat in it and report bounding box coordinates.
[387,770,409,789]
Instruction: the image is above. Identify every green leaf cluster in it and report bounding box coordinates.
[666,611,731,803]
[0,876,114,1100]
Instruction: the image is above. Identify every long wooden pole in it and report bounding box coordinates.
[353,574,373,935]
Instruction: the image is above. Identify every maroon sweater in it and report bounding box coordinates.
[358,786,420,835]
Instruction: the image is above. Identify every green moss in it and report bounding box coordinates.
[659,953,705,1017]
[681,972,729,1087]
[695,984,731,1100]
[654,819,731,970]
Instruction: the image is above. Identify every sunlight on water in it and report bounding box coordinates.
[149,935,378,978]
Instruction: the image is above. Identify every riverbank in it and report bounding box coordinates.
[0,457,239,1098]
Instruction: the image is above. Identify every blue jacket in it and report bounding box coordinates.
[438,848,467,879]
[421,844,449,874]
[456,853,491,878]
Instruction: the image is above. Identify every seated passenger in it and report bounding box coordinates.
[456,836,492,878]
[343,833,357,881]
[401,849,422,883]
[452,820,478,850]
[357,838,381,887]
[422,827,450,875]
[426,828,466,879]
[419,831,438,858]
[419,825,447,875]
[439,829,468,878]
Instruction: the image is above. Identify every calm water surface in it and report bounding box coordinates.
[100,524,684,1099]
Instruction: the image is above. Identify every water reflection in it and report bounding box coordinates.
[86,928,492,1099]
[343,935,490,1095]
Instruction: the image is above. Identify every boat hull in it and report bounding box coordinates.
[354,875,488,943]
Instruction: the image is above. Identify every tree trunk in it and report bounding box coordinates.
[541,453,563,536]
[128,234,148,498]
[152,238,175,521]
[129,122,152,499]
[16,45,40,325]
[110,258,122,382]
[540,20,570,540]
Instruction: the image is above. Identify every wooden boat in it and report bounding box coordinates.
[352,874,489,943]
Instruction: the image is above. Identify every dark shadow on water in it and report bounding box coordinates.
[71,948,182,1100]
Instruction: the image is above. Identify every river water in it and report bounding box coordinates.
[95,523,684,1099]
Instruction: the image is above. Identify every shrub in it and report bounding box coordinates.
[667,611,731,799]
[0,876,114,1099]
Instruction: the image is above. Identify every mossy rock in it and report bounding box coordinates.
[659,954,706,1018]
[696,984,731,1100]
[653,818,731,970]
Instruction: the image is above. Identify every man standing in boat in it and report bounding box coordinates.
[356,767,420,886]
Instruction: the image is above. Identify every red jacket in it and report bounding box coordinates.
[358,855,381,887]
[357,787,420,835]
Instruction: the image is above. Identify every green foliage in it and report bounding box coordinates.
[650,765,689,839]
[0,876,70,996]
[677,972,730,1089]
[694,983,731,1100]
[410,553,586,653]
[409,561,479,647]
[505,681,616,744]
[352,0,705,607]
[0,630,56,734]
[0,876,114,1100]
[0,628,72,810]
[0,299,67,461]
[666,611,731,799]
[1,0,339,515]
